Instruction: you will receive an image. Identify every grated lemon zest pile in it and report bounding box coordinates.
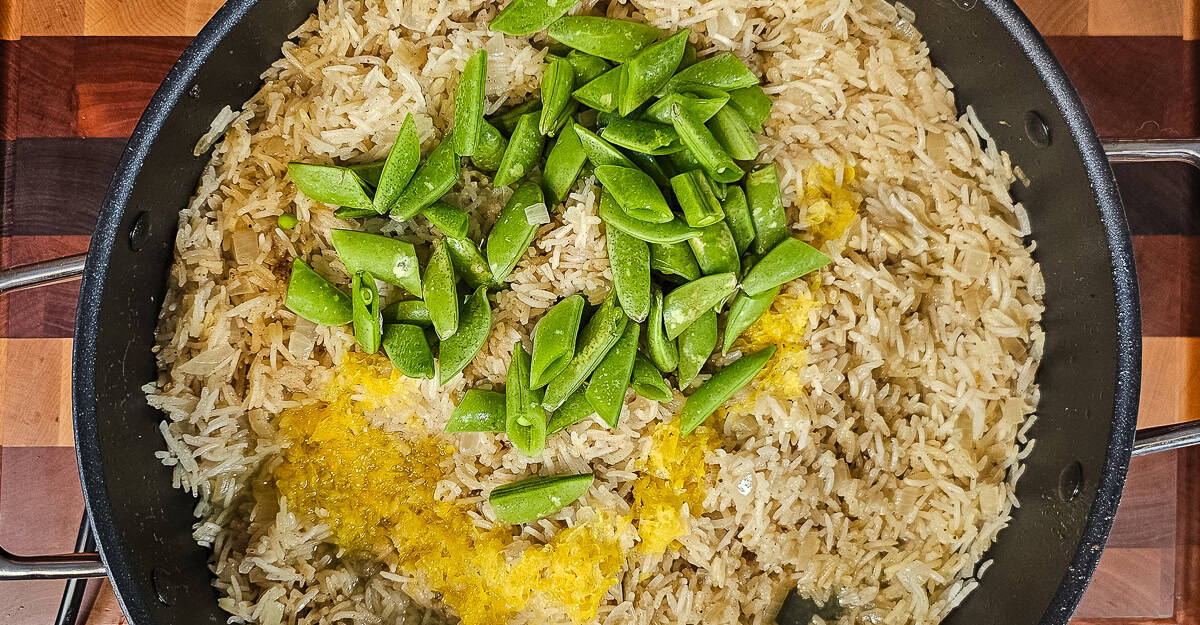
[729,293,817,412]
[631,418,718,555]
[802,164,860,246]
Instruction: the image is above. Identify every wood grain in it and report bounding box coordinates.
[0,338,74,446]
[1139,337,1200,430]
[8,0,224,38]
[1018,0,1090,36]
[1,138,125,236]
[1089,0,1185,36]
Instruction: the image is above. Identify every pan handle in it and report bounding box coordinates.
[0,253,88,295]
[1103,139,1200,169]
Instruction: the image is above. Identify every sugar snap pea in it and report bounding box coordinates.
[543,123,587,203]
[471,120,509,172]
[619,29,689,115]
[676,309,717,388]
[546,388,596,434]
[494,113,545,187]
[728,85,772,133]
[687,221,741,276]
[446,389,506,433]
[490,0,581,35]
[539,57,575,136]
[572,65,623,113]
[565,50,610,83]
[721,185,755,255]
[600,118,682,155]
[585,322,639,427]
[598,190,700,244]
[659,51,759,96]
[662,272,737,340]
[595,165,673,224]
[382,323,435,379]
[453,50,488,157]
[741,237,831,295]
[349,161,385,187]
[722,286,778,354]
[486,181,545,282]
[708,105,759,161]
[382,299,432,327]
[390,137,460,219]
[373,114,421,213]
[277,213,298,230]
[680,42,698,69]
[330,229,422,296]
[424,240,459,340]
[287,163,374,210]
[680,345,776,436]
[670,101,743,184]
[351,271,383,353]
[507,342,548,457]
[631,352,673,401]
[286,258,351,326]
[439,286,493,384]
[542,292,627,410]
[624,150,672,189]
[650,241,701,282]
[530,294,585,389]
[489,473,594,524]
[645,92,728,125]
[574,124,636,169]
[671,170,725,228]
[646,286,678,372]
[606,226,651,322]
[332,206,378,220]
[445,236,502,290]
[421,200,470,240]
[745,163,787,255]
[548,17,661,63]
[665,145,703,177]
[489,99,541,135]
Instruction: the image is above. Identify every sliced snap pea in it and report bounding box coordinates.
[277,213,298,230]
[333,206,378,220]
[453,49,488,157]
[286,259,351,326]
[600,118,682,155]
[382,299,431,327]
[424,240,459,340]
[542,292,628,410]
[507,342,548,457]
[671,170,725,228]
[373,113,421,213]
[446,389,506,433]
[421,200,470,240]
[530,294,585,389]
[650,241,701,282]
[351,271,383,353]
[594,165,673,224]
[540,57,575,136]
[728,85,772,133]
[439,285,493,384]
[619,29,690,115]
[489,99,541,135]
[659,52,759,96]
[546,388,596,434]
[676,308,717,388]
[489,473,594,524]
[390,137,460,219]
[287,163,374,209]
[709,177,729,201]
[548,17,661,63]
[543,123,587,203]
[349,161,385,187]
[631,352,673,401]
[566,50,610,83]
[646,286,678,372]
[688,221,741,276]
[665,146,703,177]
[574,123,636,168]
[598,189,700,244]
[722,185,755,255]
[662,272,737,340]
[670,101,743,184]
[680,42,698,69]
[722,285,779,354]
[707,105,759,161]
[494,112,545,187]
[471,120,509,172]
[486,181,545,282]
[624,150,672,189]
[606,226,651,322]
[645,91,728,125]
[585,322,640,427]
[745,164,788,255]
[572,65,623,113]
[680,345,776,436]
[741,237,831,295]
[382,323,435,379]
[490,0,581,35]
[330,229,422,296]
[445,236,502,291]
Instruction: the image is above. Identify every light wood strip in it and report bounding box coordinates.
[1016,0,1089,36]
[1089,0,1185,36]
[1139,336,1200,430]
[0,338,73,446]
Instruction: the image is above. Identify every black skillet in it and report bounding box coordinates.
[1,0,1197,623]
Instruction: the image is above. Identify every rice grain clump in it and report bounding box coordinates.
[145,1,1045,624]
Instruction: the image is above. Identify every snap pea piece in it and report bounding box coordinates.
[382,323,435,379]
[676,309,717,388]
[332,206,378,219]
[506,343,548,457]
[566,50,610,83]
[624,150,672,189]
[277,213,298,230]
[662,272,737,340]
[741,237,831,295]
[453,50,488,156]
[745,164,788,255]
[390,137,460,219]
[728,85,772,133]
[688,221,741,276]
[285,259,351,326]
[671,170,725,228]
[421,200,470,240]
[681,345,775,435]
[423,240,459,340]
[446,389,506,433]
[489,0,581,35]
[650,241,701,282]
[631,352,673,401]
[665,145,703,177]
[351,271,382,353]
[595,165,673,224]
[330,229,422,296]
[619,29,690,115]
[439,285,493,384]
[546,388,596,434]
[287,163,374,210]
[598,189,700,244]
[486,181,545,281]
[707,105,759,161]
[659,51,760,96]
[445,236,502,290]
[494,113,545,187]
[542,292,628,410]
[585,322,640,427]
[670,101,744,184]
[489,473,594,524]
[600,118,682,155]
[574,123,636,169]
[722,185,755,255]
[709,177,729,201]
[722,285,779,354]
[349,161,385,187]
[382,299,431,327]
[489,99,541,135]
[548,17,661,63]
[680,42,698,69]
[606,226,651,322]
[374,113,421,213]
[646,286,678,372]
[471,120,509,173]
[543,123,587,203]
[539,57,575,136]
[530,294,585,389]
[645,91,728,125]
[572,65,624,114]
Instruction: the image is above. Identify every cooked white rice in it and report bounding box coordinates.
[145,1,1045,624]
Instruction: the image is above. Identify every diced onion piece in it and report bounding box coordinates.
[524,202,550,225]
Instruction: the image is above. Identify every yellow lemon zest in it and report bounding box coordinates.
[631,418,718,554]
[802,164,860,245]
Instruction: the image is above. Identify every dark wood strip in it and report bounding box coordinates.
[1132,235,1200,338]
[0,282,80,339]
[1115,162,1200,236]
[1,137,124,237]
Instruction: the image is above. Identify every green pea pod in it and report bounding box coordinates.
[548,17,661,63]
[486,181,545,282]
[585,322,640,427]
[722,185,755,255]
[390,137,460,219]
[547,388,596,434]
[373,113,421,213]
[574,123,636,168]
[287,163,374,209]
[530,294,585,389]
[489,99,541,135]
[423,240,459,340]
[333,206,379,220]
[680,345,776,436]
[745,164,788,255]
[722,285,779,354]
[619,29,690,115]
[330,229,422,296]
[494,113,545,187]
[439,285,493,385]
[382,323,435,379]
[446,389,506,433]
[646,286,678,372]
[572,65,623,113]
[542,292,628,410]
[662,272,737,340]
[709,177,729,201]
[543,123,588,203]
[566,50,610,83]
[421,200,470,240]
[471,120,509,173]
[670,101,744,184]
[659,51,759,96]
[728,85,772,133]
[707,105,759,161]
[600,118,682,155]
[645,92,728,125]
[742,237,831,295]
[606,227,651,322]
[680,42,698,69]
[687,221,741,276]
[594,165,673,224]
[631,353,673,401]
[490,0,581,35]
[540,57,575,136]
[624,150,672,189]
[489,473,594,524]
[349,161,385,187]
[351,271,383,353]
[285,259,352,326]
[665,145,704,176]
[453,50,488,156]
[650,241,701,282]
[671,170,725,228]
[382,299,431,327]
[598,189,700,245]
[445,236,502,291]
[507,343,548,457]
[676,309,717,388]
